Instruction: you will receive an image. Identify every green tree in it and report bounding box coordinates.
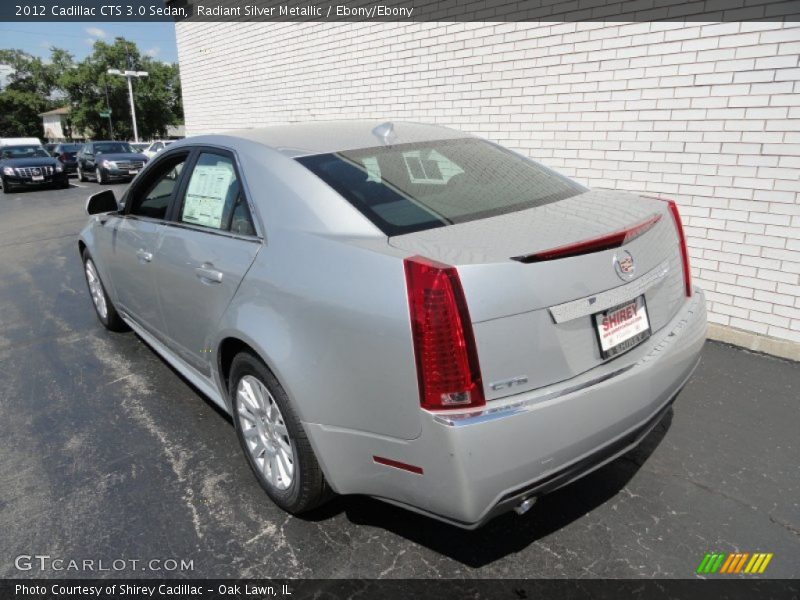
[0,49,59,96]
[0,39,183,141]
[0,88,50,137]
[58,38,183,141]
[0,49,59,137]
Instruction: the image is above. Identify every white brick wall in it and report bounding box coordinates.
[176,21,800,345]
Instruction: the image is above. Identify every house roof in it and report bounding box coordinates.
[39,106,70,117]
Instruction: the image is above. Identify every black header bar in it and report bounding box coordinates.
[2,579,800,600]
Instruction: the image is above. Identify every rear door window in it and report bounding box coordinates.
[297,138,586,236]
[177,152,256,235]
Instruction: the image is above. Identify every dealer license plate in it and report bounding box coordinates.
[128,170,139,175]
[593,296,651,359]
[31,175,44,181]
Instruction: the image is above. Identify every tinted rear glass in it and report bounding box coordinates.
[297,138,586,236]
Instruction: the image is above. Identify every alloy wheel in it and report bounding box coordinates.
[236,375,295,490]
[84,259,108,320]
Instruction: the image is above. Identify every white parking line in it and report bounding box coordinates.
[71,183,87,188]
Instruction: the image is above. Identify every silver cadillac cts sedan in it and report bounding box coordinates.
[79,121,706,529]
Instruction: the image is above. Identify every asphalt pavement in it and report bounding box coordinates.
[0,180,798,579]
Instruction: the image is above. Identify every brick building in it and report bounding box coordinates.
[175,20,800,357]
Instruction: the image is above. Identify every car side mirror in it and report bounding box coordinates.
[86,189,119,215]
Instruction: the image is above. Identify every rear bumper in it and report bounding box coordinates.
[306,288,707,528]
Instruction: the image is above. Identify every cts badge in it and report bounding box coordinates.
[490,376,529,391]
[614,251,636,281]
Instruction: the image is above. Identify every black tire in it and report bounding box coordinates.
[95,167,107,184]
[77,165,87,182]
[230,352,330,514]
[60,179,70,189]
[1,177,11,194]
[81,249,128,332]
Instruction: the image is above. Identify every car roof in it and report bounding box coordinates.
[188,120,473,158]
[1,144,45,150]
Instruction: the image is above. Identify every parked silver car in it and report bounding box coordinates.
[79,121,706,528]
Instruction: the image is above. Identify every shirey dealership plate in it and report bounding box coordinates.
[594,295,651,359]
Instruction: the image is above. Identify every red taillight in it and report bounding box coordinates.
[659,199,693,298]
[59,153,68,162]
[404,256,485,411]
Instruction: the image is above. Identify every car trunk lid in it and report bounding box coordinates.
[390,189,688,401]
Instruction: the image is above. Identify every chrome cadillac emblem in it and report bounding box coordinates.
[614,251,636,281]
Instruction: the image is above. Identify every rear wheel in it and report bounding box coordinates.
[82,250,128,332]
[77,166,87,182]
[230,352,330,514]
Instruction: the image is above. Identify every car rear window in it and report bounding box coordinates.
[296,138,586,236]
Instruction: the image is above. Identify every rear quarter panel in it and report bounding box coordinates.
[215,228,422,440]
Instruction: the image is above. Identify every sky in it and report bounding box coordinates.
[0,22,178,64]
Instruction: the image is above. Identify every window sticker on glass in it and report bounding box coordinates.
[402,150,463,185]
[182,164,235,229]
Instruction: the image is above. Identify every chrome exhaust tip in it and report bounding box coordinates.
[514,496,537,516]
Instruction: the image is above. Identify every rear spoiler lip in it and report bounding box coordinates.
[510,212,663,264]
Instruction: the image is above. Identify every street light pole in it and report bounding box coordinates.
[107,68,148,142]
[125,75,138,142]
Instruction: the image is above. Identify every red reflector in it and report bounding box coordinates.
[373,456,424,475]
[404,256,485,411]
[512,213,662,263]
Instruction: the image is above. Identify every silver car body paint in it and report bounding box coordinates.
[79,121,706,528]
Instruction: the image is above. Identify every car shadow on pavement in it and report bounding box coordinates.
[302,410,673,568]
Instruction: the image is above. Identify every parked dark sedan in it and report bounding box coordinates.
[76,141,148,184]
[0,144,69,193]
[52,143,82,174]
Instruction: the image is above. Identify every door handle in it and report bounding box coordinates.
[195,265,223,284]
[136,249,153,263]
